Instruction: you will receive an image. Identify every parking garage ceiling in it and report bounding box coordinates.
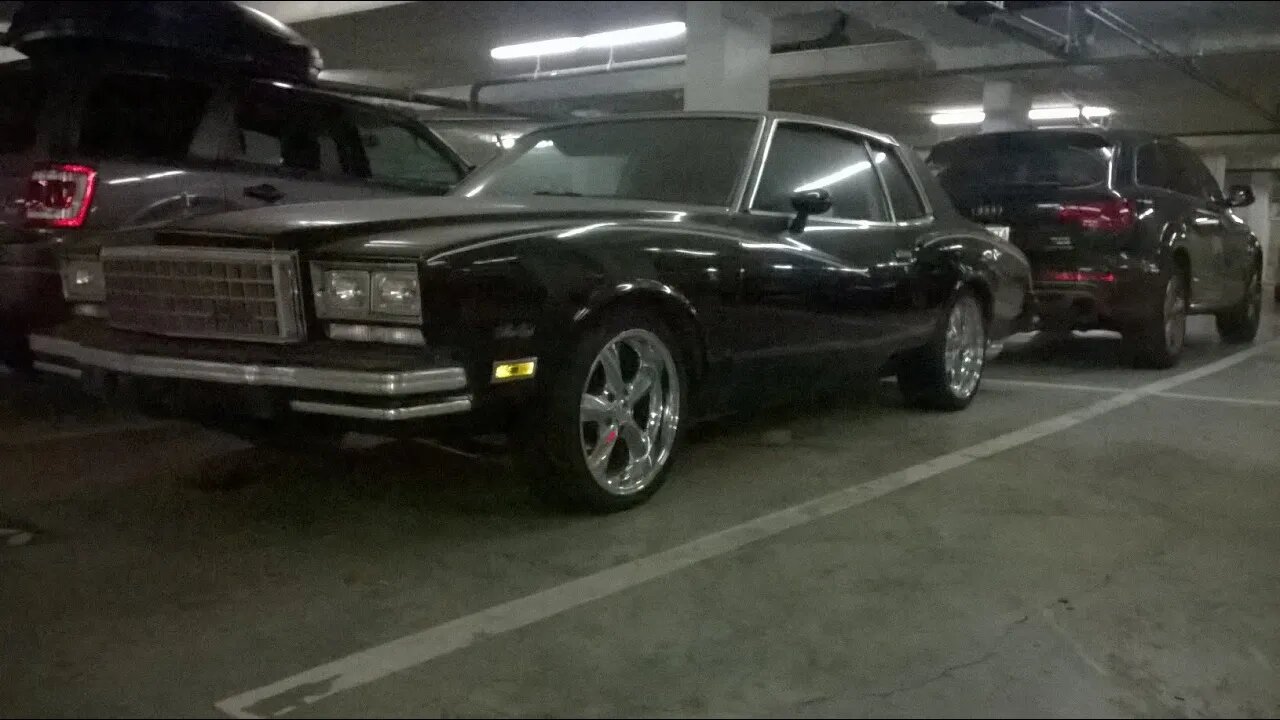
[4,1,1280,154]
[268,1,1280,149]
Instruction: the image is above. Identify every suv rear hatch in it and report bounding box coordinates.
[928,131,1135,282]
[0,65,45,239]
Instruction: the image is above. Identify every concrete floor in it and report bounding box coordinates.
[2,311,1278,718]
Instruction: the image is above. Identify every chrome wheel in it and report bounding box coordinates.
[578,328,680,496]
[945,295,986,399]
[1164,275,1188,354]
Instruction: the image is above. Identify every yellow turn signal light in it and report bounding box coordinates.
[493,358,537,382]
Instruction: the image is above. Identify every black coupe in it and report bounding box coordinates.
[32,112,1032,511]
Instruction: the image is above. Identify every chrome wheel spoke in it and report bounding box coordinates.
[599,343,626,397]
[579,393,611,425]
[620,420,651,463]
[626,362,658,406]
[585,426,618,481]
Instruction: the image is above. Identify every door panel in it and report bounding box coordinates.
[1165,144,1227,306]
[728,123,928,402]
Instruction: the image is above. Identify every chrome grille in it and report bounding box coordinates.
[102,247,305,343]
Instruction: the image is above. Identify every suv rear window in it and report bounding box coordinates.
[78,73,213,161]
[0,69,45,154]
[929,133,1111,193]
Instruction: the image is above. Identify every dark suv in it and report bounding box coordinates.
[928,130,1262,367]
[0,60,534,366]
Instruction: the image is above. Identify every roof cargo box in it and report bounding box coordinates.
[5,0,322,83]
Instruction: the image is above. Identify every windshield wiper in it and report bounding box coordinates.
[532,190,583,197]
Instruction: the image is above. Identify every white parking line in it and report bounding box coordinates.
[985,378,1280,408]
[0,419,181,448]
[213,339,1279,719]
[1154,391,1280,408]
[983,378,1126,394]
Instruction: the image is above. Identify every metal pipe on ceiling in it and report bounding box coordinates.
[469,54,686,110]
[1080,4,1280,126]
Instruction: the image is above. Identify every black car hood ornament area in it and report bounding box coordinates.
[6,0,323,83]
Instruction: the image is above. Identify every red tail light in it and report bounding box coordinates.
[1039,270,1116,284]
[1057,199,1135,232]
[26,164,97,228]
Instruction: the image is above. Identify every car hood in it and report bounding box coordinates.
[160,196,727,258]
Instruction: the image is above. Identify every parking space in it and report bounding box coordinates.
[2,312,1277,718]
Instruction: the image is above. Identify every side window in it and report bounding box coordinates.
[78,73,212,161]
[1136,144,1170,190]
[1178,147,1222,201]
[349,115,462,191]
[867,140,927,219]
[1162,145,1201,198]
[752,124,889,222]
[233,86,349,177]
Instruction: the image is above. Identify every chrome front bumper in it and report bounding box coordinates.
[29,334,472,421]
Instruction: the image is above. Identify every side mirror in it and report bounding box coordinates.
[1223,184,1255,208]
[788,189,832,233]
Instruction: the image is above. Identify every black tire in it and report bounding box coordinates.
[1216,265,1262,344]
[518,308,689,513]
[1122,269,1188,369]
[898,287,987,412]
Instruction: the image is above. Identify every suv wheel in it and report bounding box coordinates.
[1216,266,1262,344]
[521,310,687,512]
[1123,270,1187,369]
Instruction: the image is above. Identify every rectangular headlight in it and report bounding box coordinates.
[61,258,105,302]
[311,263,420,322]
[372,271,420,316]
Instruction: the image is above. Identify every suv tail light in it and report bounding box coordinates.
[1057,199,1135,232]
[26,164,97,228]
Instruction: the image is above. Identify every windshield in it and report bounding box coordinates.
[460,117,759,206]
[929,133,1112,192]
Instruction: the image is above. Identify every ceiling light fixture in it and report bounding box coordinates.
[930,105,1114,126]
[1028,105,1113,121]
[581,21,686,49]
[491,21,686,60]
[930,109,986,126]
[490,36,583,60]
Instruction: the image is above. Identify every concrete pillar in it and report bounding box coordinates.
[1201,153,1227,193]
[1243,171,1275,286]
[683,1,771,112]
[981,80,1031,133]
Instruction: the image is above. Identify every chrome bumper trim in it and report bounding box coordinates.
[290,397,472,421]
[29,335,467,396]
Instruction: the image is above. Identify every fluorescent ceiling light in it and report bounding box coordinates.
[930,105,1114,126]
[930,109,985,126]
[491,36,583,60]
[581,21,685,49]
[491,21,685,60]
[1028,105,1112,121]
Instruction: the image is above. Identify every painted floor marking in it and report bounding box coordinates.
[215,340,1278,719]
[0,420,180,449]
[983,378,1126,393]
[985,378,1280,408]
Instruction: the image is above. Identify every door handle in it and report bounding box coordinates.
[244,183,285,203]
